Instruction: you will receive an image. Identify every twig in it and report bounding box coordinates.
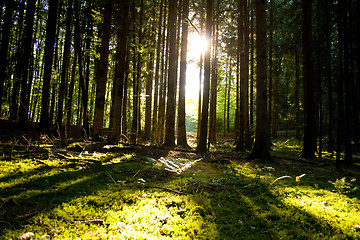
[144,186,186,195]
[107,172,117,184]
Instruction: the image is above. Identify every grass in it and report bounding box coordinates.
[1,140,360,239]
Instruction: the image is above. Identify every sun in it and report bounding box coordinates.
[187,31,207,61]
[185,31,208,102]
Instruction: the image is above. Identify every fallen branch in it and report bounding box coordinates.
[144,186,186,195]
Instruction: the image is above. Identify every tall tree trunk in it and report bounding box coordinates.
[177,0,190,147]
[197,0,205,140]
[209,0,219,145]
[244,0,250,147]
[0,0,14,112]
[157,5,169,145]
[342,0,352,165]
[66,52,77,125]
[249,2,254,132]
[295,50,301,141]
[163,0,178,147]
[301,0,317,158]
[236,0,244,150]
[131,0,144,143]
[40,0,59,131]
[10,3,24,120]
[268,0,273,138]
[152,0,165,144]
[144,19,155,140]
[249,0,271,161]
[197,0,212,154]
[227,59,232,133]
[57,0,73,129]
[92,0,113,139]
[109,0,130,143]
[323,0,334,154]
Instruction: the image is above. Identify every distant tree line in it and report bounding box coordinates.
[0,0,358,166]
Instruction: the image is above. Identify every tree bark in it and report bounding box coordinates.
[163,0,178,147]
[248,0,271,161]
[92,0,113,138]
[301,0,317,158]
[0,0,14,112]
[108,0,130,143]
[177,0,190,147]
[57,0,73,128]
[40,0,59,131]
[197,0,212,154]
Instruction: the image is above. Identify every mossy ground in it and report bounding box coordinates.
[1,138,360,239]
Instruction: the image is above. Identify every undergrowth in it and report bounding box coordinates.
[1,141,360,239]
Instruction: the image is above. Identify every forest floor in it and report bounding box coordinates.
[1,125,360,239]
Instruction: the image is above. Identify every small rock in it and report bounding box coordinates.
[238,220,243,225]
[176,210,186,215]
[352,225,360,232]
[159,215,170,222]
[17,232,35,240]
[141,194,147,198]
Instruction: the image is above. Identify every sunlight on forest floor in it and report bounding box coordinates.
[1,139,360,239]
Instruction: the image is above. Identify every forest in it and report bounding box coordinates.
[0,0,360,239]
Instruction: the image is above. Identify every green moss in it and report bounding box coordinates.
[1,142,360,239]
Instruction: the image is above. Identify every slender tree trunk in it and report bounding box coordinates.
[249,0,271,161]
[66,52,77,126]
[145,18,156,140]
[152,0,165,144]
[163,0,178,147]
[0,0,14,112]
[244,0,250,147]
[177,0,190,147]
[250,3,254,132]
[109,0,130,143]
[197,0,205,140]
[342,0,352,165]
[197,0,212,154]
[227,59,231,133]
[92,0,113,138]
[57,0,73,129]
[209,0,219,145]
[40,0,59,131]
[336,0,344,170]
[295,50,301,141]
[10,3,24,120]
[301,0,317,158]
[268,0,273,138]
[157,13,169,145]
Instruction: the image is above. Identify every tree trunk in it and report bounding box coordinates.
[209,0,219,145]
[163,0,178,147]
[152,0,165,144]
[92,0,113,139]
[57,0,73,129]
[40,0,59,131]
[268,0,273,138]
[342,0,352,165]
[197,0,212,154]
[10,3,24,120]
[197,0,205,140]
[144,20,155,140]
[295,50,301,141]
[249,0,271,161]
[108,0,130,143]
[249,3,254,132]
[301,0,317,158]
[0,0,14,111]
[177,0,189,147]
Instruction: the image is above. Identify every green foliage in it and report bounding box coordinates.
[329,177,352,196]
